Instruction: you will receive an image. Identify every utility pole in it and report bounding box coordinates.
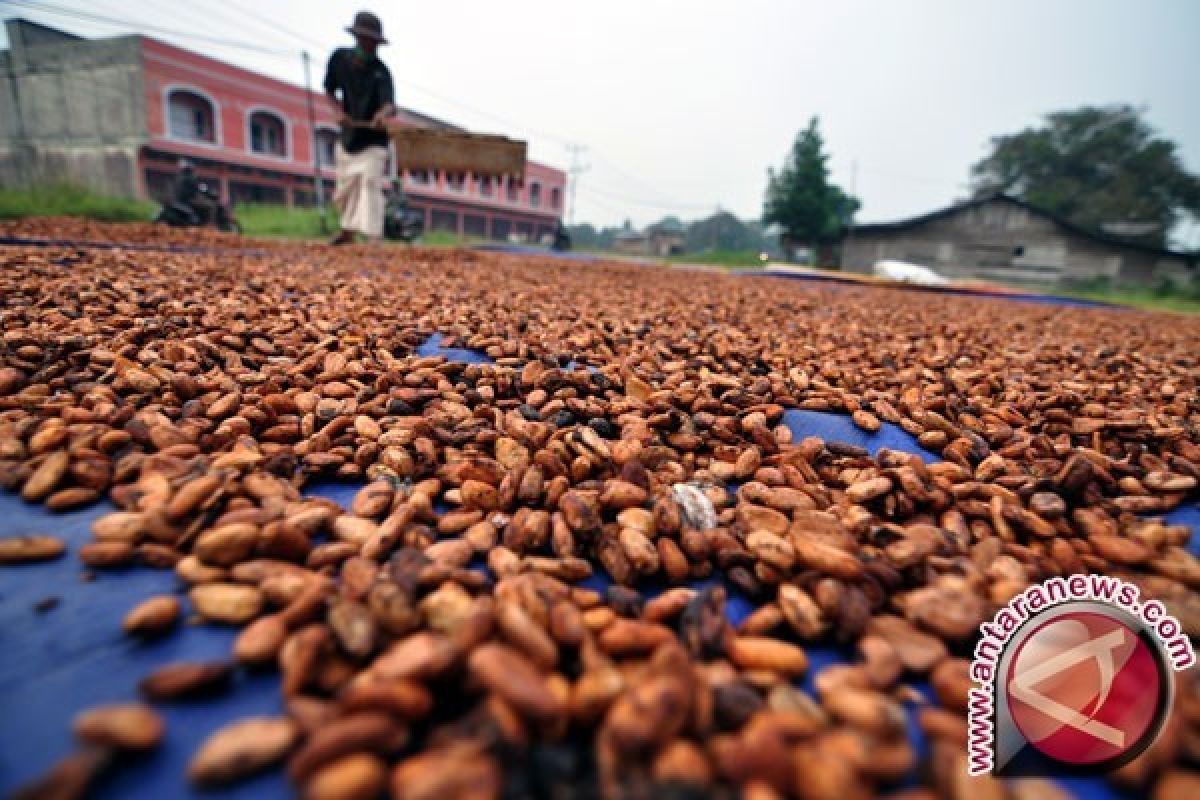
[565,143,590,226]
[302,51,328,232]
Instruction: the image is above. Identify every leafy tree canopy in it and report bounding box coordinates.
[762,116,860,249]
[686,211,760,252]
[971,105,1200,248]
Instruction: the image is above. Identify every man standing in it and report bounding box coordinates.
[324,11,396,245]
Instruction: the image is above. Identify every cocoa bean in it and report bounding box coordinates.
[73,703,163,751]
[189,717,299,786]
[139,661,232,700]
[0,534,66,564]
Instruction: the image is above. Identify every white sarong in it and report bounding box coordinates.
[333,142,388,237]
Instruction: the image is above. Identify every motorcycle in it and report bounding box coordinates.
[154,184,240,234]
[382,187,424,243]
[551,224,572,252]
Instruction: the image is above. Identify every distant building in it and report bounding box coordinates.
[613,221,685,257]
[611,230,649,255]
[843,194,1196,286]
[644,219,686,256]
[0,18,565,241]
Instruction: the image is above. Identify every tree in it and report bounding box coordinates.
[686,211,757,252]
[763,117,860,260]
[567,223,599,249]
[647,215,685,234]
[971,105,1200,248]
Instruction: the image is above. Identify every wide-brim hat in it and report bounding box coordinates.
[346,11,388,44]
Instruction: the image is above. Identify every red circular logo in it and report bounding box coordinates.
[1005,610,1167,767]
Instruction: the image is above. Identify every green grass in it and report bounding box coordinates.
[0,183,156,222]
[1061,286,1200,314]
[234,204,332,239]
[231,207,497,245]
[665,249,769,269]
[1057,275,1200,313]
[419,230,479,247]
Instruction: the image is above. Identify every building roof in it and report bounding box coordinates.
[3,17,82,44]
[852,193,1195,262]
[396,107,463,133]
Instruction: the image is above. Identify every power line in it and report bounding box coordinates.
[118,0,234,46]
[565,144,590,225]
[590,147,709,210]
[583,182,712,212]
[195,2,580,152]
[5,0,720,218]
[578,184,711,214]
[209,0,328,54]
[3,0,298,56]
[572,189,630,221]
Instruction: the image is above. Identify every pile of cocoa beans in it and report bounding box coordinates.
[1,227,1198,800]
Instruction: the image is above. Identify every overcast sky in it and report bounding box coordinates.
[3,0,1199,244]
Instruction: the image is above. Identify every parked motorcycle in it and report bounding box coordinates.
[551,221,572,252]
[154,183,240,234]
[383,183,424,243]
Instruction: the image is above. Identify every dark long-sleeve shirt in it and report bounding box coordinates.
[323,47,394,153]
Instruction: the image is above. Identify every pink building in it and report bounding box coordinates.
[1,19,567,240]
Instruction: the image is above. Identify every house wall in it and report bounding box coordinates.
[0,20,146,196]
[141,38,334,171]
[843,198,1192,287]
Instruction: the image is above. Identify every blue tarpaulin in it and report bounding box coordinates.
[1,333,1192,799]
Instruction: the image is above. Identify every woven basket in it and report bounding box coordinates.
[390,129,527,179]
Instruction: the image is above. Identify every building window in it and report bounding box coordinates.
[550,187,561,209]
[431,210,458,232]
[315,129,337,166]
[407,169,430,185]
[230,181,286,205]
[529,182,541,208]
[478,175,493,197]
[445,172,465,192]
[167,89,216,143]
[249,111,287,157]
[464,215,487,237]
[507,179,520,203]
[143,168,176,203]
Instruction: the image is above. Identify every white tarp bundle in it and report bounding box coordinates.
[872,259,949,286]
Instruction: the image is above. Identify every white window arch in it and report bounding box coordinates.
[246,107,290,159]
[164,85,220,145]
[314,126,338,167]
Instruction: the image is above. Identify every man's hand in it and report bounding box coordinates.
[371,104,396,129]
[327,92,351,127]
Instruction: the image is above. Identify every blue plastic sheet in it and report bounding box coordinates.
[735,270,1120,309]
[0,497,287,798]
[781,409,939,464]
[0,333,1190,798]
[414,332,493,364]
[471,244,599,262]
